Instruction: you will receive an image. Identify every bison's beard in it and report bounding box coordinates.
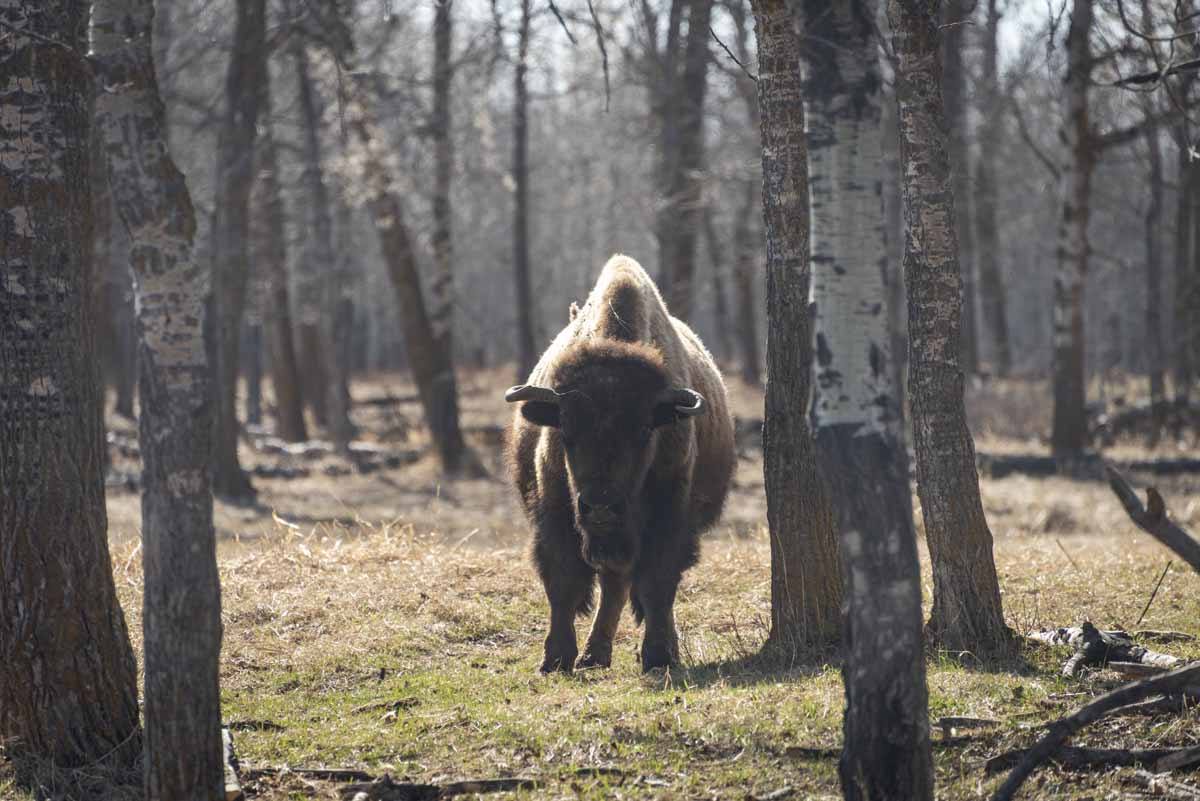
[579,526,638,574]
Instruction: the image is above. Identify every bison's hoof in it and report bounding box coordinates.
[539,653,576,675]
[576,646,612,670]
[640,644,676,673]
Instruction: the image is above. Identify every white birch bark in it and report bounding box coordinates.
[91,0,224,797]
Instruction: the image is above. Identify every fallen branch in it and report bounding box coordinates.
[990,663,1200,801]
[245,766,377,783]
[1136,630,1198,643]
[986,745,1182,774]
[1129,770,1200,800]
[1157,745,1200,772]
[1107,464,1200,575]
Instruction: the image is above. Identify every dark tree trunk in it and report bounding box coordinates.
[348,87,479,476]
[890,0,1013,658]
[513,0,537,381]
[661,0,714,321]
[253,121,308,442]
[293,41,353,451]
[430,0,456,372]
[652,0,687,291]
[797,0,926,787]
[734,179,762,385]
[93,1,225,797]
[702,203,734,362]
[726,1,763,385]
[0,0,140,767]
[243,319,263,426]
[751,0,843,651]
[941,0,978,375]
[975,0,1011,375]
[209,0,266,497]
[1176,145,1196,404]
[1051,0,1094,456]
[1145,124,1166,435]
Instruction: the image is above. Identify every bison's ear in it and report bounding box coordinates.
[521,401,560,428]
[652,388,706,428]
[506,384,562,428]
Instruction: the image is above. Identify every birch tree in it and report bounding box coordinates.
[890,0,1012,656]
[797,0,929,789]
[751,0,843,650]
[92,0,224,796]
[0,0,140,766]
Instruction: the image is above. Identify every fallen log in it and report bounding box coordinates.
[1025,623,1182,677]
[990,663,1200,801]
[1129,771,1200,800]
[1107,464,1200,576]
[339,775,544,800]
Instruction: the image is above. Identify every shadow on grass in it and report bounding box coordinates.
[668,642,842,690]
[1,737,141,801]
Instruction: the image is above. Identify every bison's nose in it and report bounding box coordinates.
[578,490,625,523]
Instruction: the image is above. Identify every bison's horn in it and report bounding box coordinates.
[505,384,561,404]
[665,388,705,417]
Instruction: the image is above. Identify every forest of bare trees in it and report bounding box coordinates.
[3,0,1200,799]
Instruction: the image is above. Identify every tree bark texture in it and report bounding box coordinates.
[882,94,910,444]
[0,0,140,766]
[1051,0,1094,456]
[889,0,1012,656]
[251,120,307,443]
[209,0,266,497]
[797,1,930,795]
[92,0,225,797]
[941,0,978,375]
[975,0,1011,375]
[751,0,843,650]
[293,41,353,451]
[513,0,537,381]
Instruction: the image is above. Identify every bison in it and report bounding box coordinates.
[505,254,735,673]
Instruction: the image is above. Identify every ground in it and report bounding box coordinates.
[9,371,1200,800]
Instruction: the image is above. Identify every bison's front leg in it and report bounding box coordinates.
[634,570,682,671]
[577,571,630,669]
[534,531,594,674]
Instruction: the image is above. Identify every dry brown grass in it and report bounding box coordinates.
[5,373,1200,800]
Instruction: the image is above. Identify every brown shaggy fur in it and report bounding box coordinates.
[506,254,735,673]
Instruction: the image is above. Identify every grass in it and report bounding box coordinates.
[4,373,1200,800]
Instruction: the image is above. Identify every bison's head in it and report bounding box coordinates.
[506,348,705,574]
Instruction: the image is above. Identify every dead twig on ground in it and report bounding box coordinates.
[990,663,1200,801]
